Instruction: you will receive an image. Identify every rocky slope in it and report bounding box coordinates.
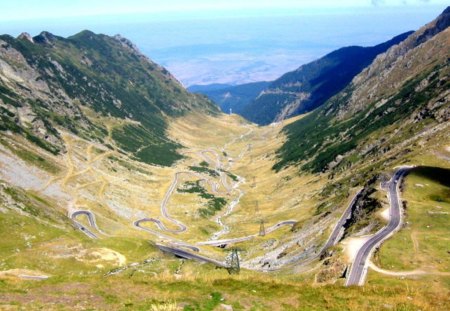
[0,30,217,166]
[241,32,413,125]
[275,7,449,174]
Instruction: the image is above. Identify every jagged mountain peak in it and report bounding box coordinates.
[113,34,141,55]
[33,31,59,44]
[415,5,450,45]
[111,33,173,80]
[17,32,34,43]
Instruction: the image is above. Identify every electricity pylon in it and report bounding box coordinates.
[259,219,266,237]
[228,248,240,274]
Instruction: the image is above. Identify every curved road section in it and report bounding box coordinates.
[70,210,99,239]
[156,244,227,268]
[346,166,411,286]
[133,219,200,252]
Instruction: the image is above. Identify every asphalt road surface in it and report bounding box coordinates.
[156,244,227,268]
[320,189,363,254]
[346,167,411,286]
[198,220,297,247]
[159,190,363,267]
[133,219,200,252]
[70,210,98,239]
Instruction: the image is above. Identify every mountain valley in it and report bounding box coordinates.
[0,7,449,311]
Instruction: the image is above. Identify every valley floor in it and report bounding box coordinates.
[0,112,449,310]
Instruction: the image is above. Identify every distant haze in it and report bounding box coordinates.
[0,4,447,86]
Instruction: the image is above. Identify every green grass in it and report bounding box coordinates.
[0,195,161,279]
[112,124,183,166]
[0,211,79,274]
[0,187,449,310]
[1,269,449,310]
[183,292,223,311]
[0,31,218,167]
[275,63,447,173]
[375,166,450,271]
[178,181,227,218]
[189,166,219,177]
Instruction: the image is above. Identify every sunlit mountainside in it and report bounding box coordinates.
[0,4,448,311]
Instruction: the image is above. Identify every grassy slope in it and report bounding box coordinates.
[363,164,450,311]
[0,30,218,167]
[1,199,448,311]
[0,111,449,310]
[1,235,449,311]
[275,60,449,174]
[274,15,449,174]
[375,166,450,272]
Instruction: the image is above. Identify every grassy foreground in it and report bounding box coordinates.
[1,201,448,310]
[1,268,449,310]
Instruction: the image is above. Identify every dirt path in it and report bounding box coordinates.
[368,260,427,276]
[58,134,117,237]
[204,129,254,240]
[0,269,50,280]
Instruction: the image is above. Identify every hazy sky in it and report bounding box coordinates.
[1,0,448,20]
[0,1,447,86]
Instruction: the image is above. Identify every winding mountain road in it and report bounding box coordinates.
[70,210,99,239]
[156,244,227,267]
[148,188,365,269]
[134,128,337,268]
[198,220,298,246]
[273,189,363,270]
[134,219,200,252]
[134,171,211,234]
[157,172,191,233]
[134,139,249,239]
[346,166,411,286]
